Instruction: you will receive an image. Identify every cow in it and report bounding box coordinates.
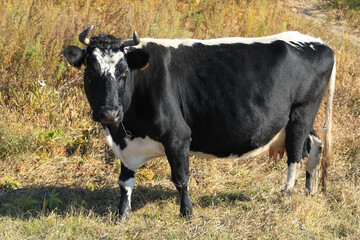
[64,25,336,220]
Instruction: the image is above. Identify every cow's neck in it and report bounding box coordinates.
[122,72,137,113]
[103,123,128,147]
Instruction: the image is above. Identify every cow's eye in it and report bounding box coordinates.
[120,70,129,78]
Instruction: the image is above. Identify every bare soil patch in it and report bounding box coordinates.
[287,0,360,45]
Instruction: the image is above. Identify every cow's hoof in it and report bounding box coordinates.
[305,185,318,196]
[283,188,293,199]
[180,207,193,219]
[180,213,193,220]
[116,209,131,222]
[305,181,315,195]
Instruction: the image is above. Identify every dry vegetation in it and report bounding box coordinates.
[321,0,360,32]
[0,0,359,239]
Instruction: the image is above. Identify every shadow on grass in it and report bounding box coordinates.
[0,185,254,219]
[0,184,177,219]
[198,192,251,208]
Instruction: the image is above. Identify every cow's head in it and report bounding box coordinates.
[64,26,149,124]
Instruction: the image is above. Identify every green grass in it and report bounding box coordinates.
[1,0,360,239]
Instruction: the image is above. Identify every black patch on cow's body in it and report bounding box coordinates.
[120,40,334,159]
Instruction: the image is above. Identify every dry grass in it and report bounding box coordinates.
[322,0,360,31]
[0,0,360,239]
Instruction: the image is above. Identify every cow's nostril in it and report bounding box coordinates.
[100,111,107,120]
[100,109,121,124]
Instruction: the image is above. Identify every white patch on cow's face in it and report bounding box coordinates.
[190,128,286,159]
[92,48,124,79]
[136,31,323,49]
[105,131,165,171]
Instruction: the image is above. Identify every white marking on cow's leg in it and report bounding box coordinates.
[119,171,136,220]
[119,175,136,203]
[119,175,136,205]
[284,162,301,197]
[305,135,322,194]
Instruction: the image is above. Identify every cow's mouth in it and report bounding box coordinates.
[93,107,123,124]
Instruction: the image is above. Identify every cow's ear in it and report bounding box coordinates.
[64,46,85,69]
[126,49,149,70]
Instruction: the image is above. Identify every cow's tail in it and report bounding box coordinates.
[321,57,336,193]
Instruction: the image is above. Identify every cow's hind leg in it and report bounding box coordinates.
[284,161,301,196]
[304,130,322,194]
[284,106,316,197]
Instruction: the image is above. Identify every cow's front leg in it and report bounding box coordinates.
[118,163,136,220]
[172,157,193,218]
[163,132,193,218]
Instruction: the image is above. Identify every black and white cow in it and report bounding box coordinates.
[64,26,336,219]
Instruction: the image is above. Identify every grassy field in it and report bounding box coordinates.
[0,0,359,239]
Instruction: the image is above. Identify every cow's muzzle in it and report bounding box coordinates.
[94,106,123,124]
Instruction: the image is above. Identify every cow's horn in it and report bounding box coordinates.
[79,25,94,46]
[123,31,140,47]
